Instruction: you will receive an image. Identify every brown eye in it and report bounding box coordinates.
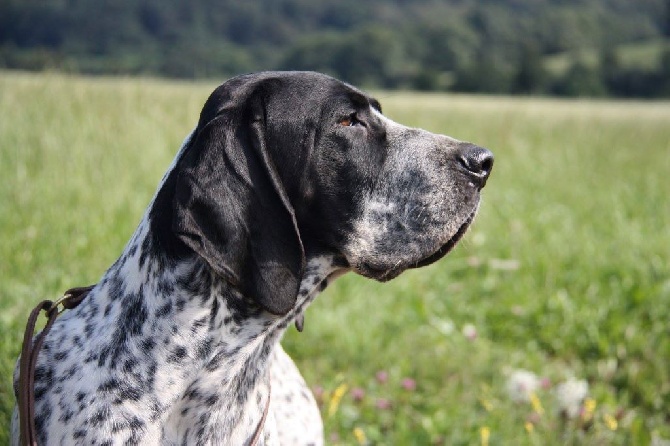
[339,114,362,127]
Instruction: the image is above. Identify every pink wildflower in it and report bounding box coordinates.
[375,370,388,384]
[401,378,416,391]
[350,387,365,403]
[312,385,324,404]
[375,398,392,410]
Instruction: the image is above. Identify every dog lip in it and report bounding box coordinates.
[356,209,477,280]
[356,262,403,282]
[409,210,476,270]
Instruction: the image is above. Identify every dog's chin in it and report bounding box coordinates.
[355,263,404,282]
[355,210,477,282]
[409,210,475,270]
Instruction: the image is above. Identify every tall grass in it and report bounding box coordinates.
[1,72,668,444]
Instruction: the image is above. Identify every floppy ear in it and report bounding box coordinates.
[172,82,305,315]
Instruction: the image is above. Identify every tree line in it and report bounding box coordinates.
[1,0,669,97]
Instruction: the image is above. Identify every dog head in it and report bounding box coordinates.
[152,71,492,315]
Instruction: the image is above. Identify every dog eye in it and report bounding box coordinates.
[339,114,363,127]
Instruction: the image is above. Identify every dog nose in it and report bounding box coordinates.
[457,143,494,188]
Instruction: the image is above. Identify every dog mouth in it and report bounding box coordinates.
[357,209,477,282]
[409,210,475,270]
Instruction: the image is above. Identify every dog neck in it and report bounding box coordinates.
[84,211,341,442]
[63,130,346,441]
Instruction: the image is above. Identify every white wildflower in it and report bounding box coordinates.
[555,378,589,418]
[462,323,477,340]
[430,317,455,336]
[506,369,540,402]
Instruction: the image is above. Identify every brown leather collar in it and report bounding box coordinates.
[247,382,272,445]
[18,285,93,446]
[18,285,271,445]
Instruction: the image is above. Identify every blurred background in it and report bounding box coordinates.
[1,1,669,445]
[1,0,669,97]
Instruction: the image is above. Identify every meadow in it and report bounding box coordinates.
[0,72,668,444]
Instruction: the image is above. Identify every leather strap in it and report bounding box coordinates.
[18,285,93,446]
[18,284,272,445]
[247,382,272,446]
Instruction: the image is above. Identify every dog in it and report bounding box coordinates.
[12,71,492,445]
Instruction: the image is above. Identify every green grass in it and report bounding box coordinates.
[1,72,669,444]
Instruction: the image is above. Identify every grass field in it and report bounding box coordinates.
[1,71,668,445]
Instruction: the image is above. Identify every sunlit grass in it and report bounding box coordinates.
[1,72,669,444]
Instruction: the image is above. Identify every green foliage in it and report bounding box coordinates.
[1,73,669,443]
[0,0,669,96]
[552,60,608,97]
[280,27,413,88]
[545,39,670,98]
[513,43,548,95]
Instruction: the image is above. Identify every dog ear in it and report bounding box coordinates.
[172,78,305,315]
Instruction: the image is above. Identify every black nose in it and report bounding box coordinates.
[457,143,494,188]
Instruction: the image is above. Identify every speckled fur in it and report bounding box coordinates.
[12,207,335,445]
[12,71,491,445]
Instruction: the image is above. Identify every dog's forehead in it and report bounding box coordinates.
[255,71,377,112]
[326,80,380,112]
[204,71,380,122]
